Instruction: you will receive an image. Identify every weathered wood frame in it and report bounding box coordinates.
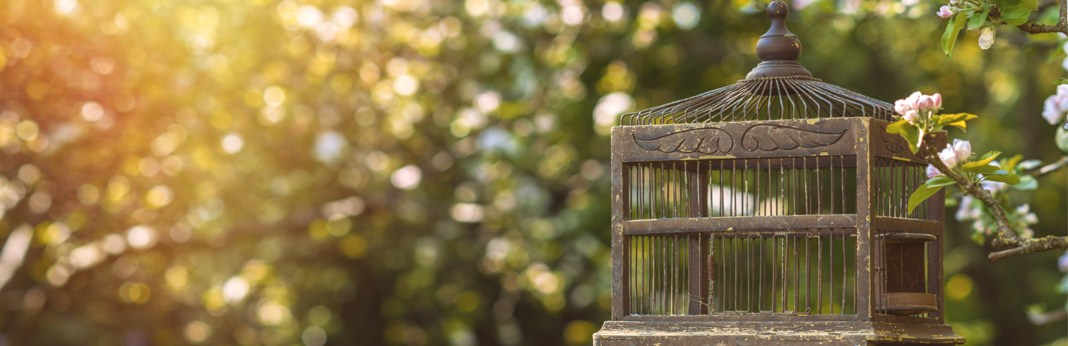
[609,118,947,324]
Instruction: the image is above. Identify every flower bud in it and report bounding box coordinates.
[978,27,995,49]
[917,95,934,110]
[925,164,941,178]
[937,5,954,19]
[951,139,972,163]
[931,93,942,110]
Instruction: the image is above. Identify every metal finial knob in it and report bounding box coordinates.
[756,1,801,62]
[745,0,812,80]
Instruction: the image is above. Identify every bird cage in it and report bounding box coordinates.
[593,2,963,345]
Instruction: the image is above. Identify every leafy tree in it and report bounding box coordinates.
[0,0,1064,345]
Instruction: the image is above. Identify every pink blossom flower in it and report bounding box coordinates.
[978,27,995,49]
[925,164,941,178]
[903,110,920,124]
[1059,251,1068,272]
[937,5,954,19]
[894,99,912,115]
[893,91,942,122]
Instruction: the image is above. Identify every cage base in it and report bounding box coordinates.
[593,320,963,345]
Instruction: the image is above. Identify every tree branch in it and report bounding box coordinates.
[1026,155,1068,178]
[989,235,1068,260]
[1016,0,1068,34]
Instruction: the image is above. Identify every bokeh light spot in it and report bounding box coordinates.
[221,133,244,154]
[263,86,286,107]
[119,281,151,304]
[390,165,422,190]
[184,321,212,344]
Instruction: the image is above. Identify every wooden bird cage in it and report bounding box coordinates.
[593,2,963,345]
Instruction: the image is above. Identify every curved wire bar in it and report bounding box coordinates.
[620,77,895,126]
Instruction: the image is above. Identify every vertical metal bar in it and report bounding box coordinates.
[661,235,667,314]
[830,154,836,214]
[781,233,790,311]
[780,158,786,215]
[719,160,724,216]
[771,234,777,312]
[842,231,847,314]
[641,236,646,314]
[733,236,739,311]
[803,157,810,214]
[817,234,823,314]
[708,235,715,313]
[841,155,847,213]
[746,236,752,312]
[817,157,823,214]
[829,230,835,313]
[743,159,750,216]
[672,234,678,315]
[792,234,799,312]
[805,233,811,312]
[759,233,764,311]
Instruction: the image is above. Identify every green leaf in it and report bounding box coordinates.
[942,14,967,58]
[1014,175,1038,190]
[968,10,989,30]
[963,164,1000,174]
[908,183,944,214]
[885,119,908,135]
[962,151,1001,168]
[926,175,956,187]
[901,125,922,154]
[984,171,1021,185]
[1002,5,1031,26]
[1020,0,1038,11]
[936,113,978,125]
[1000,154,1023,171]
[1017,159,1042,170]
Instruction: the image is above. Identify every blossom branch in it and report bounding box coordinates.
[923,145,1068,260]
[919,139,1022,244]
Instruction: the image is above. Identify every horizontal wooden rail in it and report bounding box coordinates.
[623,215,857,236]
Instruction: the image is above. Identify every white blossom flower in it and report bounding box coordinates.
[978,27,996,49]
[1042,84,1068,125]
[938,139,971,168]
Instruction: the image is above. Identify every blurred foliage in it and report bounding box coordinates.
[0,0,1065,345]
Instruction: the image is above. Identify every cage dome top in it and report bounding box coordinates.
[620,1,895,126]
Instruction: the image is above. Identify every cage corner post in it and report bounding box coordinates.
[854,118,874,320]
[610,126,629,320]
